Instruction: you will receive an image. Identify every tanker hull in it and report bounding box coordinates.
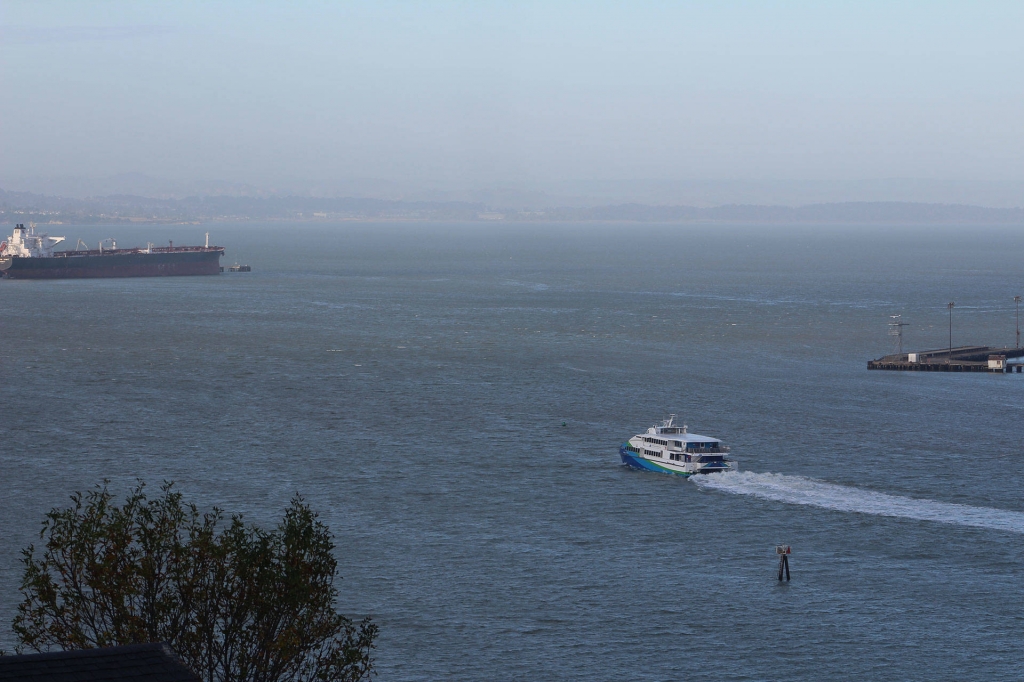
[1,248,224,279]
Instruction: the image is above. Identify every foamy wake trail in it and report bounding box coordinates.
[691,471,1024,534]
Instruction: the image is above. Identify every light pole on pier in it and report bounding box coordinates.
[1015,296,1021,350]
[947,302,955,364]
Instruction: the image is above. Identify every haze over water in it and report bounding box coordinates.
[5,3,1024,205]
[2,223,1023,680]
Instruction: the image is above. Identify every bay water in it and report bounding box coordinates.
[2,223,1023,680]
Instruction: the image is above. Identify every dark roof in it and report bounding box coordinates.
[0,642,200,682]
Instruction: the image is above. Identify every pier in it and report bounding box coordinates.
[867,346,1024,372]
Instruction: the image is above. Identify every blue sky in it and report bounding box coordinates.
[2,2,1023,203]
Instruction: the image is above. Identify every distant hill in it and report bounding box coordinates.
[0,189,486,224]
[552,202,1024,224]
[2,188,1022,225]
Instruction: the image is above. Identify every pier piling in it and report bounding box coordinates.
[776,545,791,581]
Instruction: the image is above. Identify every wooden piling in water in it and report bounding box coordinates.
[776,545,791,581]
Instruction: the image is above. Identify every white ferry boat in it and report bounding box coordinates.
[619,416,733,476]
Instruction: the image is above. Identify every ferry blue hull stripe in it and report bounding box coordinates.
[619,445,693,477]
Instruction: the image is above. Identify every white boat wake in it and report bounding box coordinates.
[691,471,1024,534]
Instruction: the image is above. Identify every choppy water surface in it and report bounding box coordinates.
[2,223,1023,680]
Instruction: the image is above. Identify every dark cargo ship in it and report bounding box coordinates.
[0,224,224,279]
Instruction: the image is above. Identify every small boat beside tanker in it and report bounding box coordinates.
[0,224,224,279]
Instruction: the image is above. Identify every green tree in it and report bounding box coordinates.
[12,482,377,682]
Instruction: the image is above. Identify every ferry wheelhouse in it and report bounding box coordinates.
[620,415,733,476]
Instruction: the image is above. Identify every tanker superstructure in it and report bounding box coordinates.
[0,224,224,279]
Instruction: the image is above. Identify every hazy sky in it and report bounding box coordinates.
[2,1,1023,203]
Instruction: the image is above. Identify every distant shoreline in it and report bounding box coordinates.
[3,188,1023,226]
